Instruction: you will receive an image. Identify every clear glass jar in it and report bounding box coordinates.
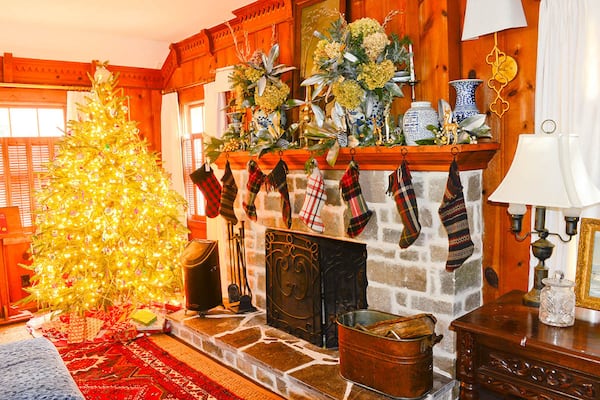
[539,274,576,327]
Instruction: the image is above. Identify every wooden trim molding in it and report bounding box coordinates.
[215,142,499,171]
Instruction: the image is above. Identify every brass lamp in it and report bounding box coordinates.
[461,0,527,118]
[488,131,600,306]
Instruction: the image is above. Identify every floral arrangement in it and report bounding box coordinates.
[204,43,302,161]
[302,13,412,147]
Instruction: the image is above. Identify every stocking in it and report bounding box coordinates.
[299,161,327,232]
[243,160,266,221]
[438,160,474,272]
[219,160,238,224]
[387,160,421,248]
[190,163,222,218]
[340,161,372,237]
[266,159,292,229]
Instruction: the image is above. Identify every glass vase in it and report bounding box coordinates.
[449,79,482,123]
[539,274,576,327]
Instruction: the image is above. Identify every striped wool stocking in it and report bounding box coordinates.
[299,161,327,232]
[219,160,238,224]
[388,160,421,248]
[438,160,474,271]
[266,159,292,229]
[190,163,222,218]
[243,160,266,221]
[340,161,372,238]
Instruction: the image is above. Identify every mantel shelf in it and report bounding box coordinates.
[214,143,499,172]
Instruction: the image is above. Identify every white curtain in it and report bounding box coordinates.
[203,82,228,142]
[160,92,186,201]
[535,0,600,281]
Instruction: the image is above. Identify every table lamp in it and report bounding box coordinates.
[488,131,600,306]
[461,0,527,117]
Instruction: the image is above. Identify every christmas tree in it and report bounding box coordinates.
[24,64,189,315]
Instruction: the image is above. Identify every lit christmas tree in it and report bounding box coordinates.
[24,64,189,316]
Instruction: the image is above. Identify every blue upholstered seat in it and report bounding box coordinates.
[0,336,84,400]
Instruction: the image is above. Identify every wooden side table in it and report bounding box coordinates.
[451,291,600,399]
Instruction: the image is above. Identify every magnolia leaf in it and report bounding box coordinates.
[284,99,305,109]
[310,104,326,127]
[272,65,296,75]
[257,76,267,96]
[385,81,403,98]
[302,74,327,86]
[269,43,280,64]
[460,114,487,131]
[326,140,340,167]
[344,52,358,63]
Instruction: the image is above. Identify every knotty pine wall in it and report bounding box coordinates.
[0,0,541,303]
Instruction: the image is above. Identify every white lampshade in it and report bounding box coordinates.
[488,133,600,210]
[462,0,527,41]
[214,66,235,93]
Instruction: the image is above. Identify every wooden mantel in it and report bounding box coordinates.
[214,142,500,172]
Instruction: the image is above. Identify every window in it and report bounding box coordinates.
[0,106,65,227]
[181,103,206,217]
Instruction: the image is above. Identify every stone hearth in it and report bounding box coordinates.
[167,308,457,399]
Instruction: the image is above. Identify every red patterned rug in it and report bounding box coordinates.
[58,336,244,400]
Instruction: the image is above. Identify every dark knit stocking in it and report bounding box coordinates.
[387,160,421,248]
[266,159,292,229]
[190,163,222,218]
[243,160,266,221]
[219,160,238,224]
[299,162,327,232]
[340,162,372,238]
[438,160,474,271]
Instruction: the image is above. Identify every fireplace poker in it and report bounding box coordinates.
[226,222,240,303]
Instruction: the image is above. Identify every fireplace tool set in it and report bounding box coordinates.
[227,221,256,313]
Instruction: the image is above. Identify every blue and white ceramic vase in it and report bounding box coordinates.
[402,101,438,146]
[449,79,482,123]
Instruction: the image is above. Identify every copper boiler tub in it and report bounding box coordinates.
[337,309,442,399]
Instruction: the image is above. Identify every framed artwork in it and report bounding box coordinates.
[575,218,600,310]
[294,0,345,88]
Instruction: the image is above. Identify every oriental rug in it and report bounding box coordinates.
[57,334,276,400]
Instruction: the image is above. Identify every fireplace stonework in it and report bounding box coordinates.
[213,166,483,378]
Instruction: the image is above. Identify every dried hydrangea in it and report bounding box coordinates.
[254,83,290,112]
[244,66,264,83]
[358,60,395,90]
[314,39,345,63]
[362,32,389,61]
[332,80,364,110]
[348,17,385,39]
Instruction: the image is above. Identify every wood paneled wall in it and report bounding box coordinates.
[0,0,541,303]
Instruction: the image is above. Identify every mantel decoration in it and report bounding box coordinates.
[301,12,412,154]
[204,26,303,162]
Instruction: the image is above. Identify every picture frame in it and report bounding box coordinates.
[292,0,345,99]
[575,218,600,310]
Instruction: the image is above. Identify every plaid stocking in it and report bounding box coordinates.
[388,160,421,248]
[243,160,266,221]
[299,161,327,232]
[219,160,238,224]
[190,163,222,218]
[340,162,372,238]
[266,159,292,229]
[438,160,474,272]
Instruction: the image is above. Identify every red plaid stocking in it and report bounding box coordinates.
[190,163,222,218]
[387,160,421,248]
[266,159,292,229]
[340,161,372,238]
[219,160,238,224]
[243,160,266,221]
[438,160,474,271]
[299,161,326,232]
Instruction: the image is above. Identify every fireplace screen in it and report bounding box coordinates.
[265,229,368,348]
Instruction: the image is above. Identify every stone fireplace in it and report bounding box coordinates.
[210,147,493,378]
